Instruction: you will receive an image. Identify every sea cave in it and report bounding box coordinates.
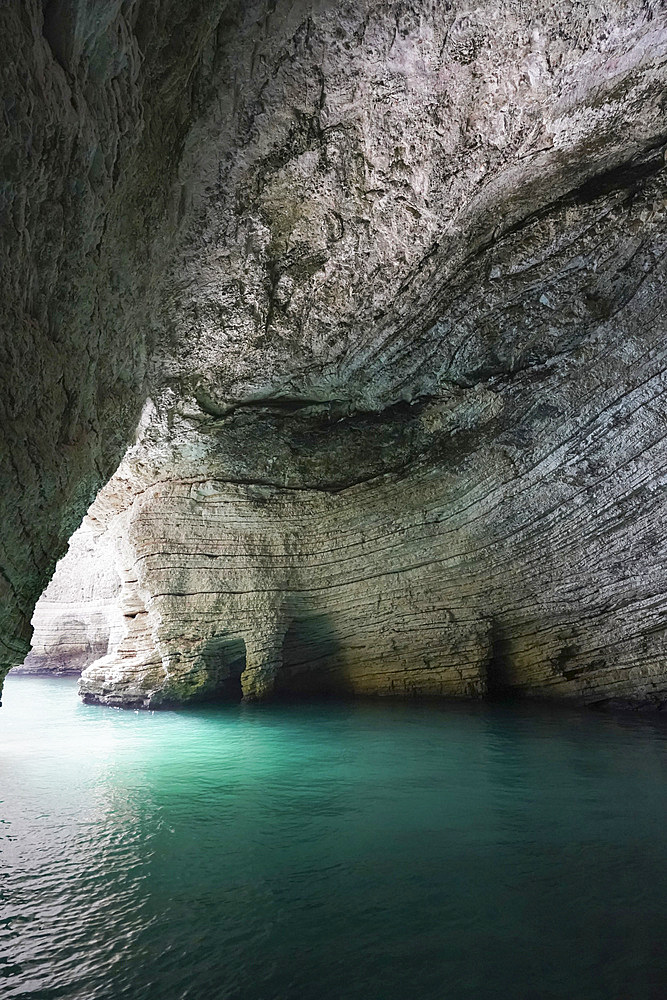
[2,2,667,997]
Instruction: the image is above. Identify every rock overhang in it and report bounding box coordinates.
[3,0,667,709]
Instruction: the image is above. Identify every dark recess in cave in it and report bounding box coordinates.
[485,620,516,701]
[42,0,74,71]
[275,613,344,698]
[201,635,247,702]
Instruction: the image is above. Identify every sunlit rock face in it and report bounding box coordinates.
[13,521,123,677]
[3,1,667,707]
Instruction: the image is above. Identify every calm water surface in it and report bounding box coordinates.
[2,675,667,1000]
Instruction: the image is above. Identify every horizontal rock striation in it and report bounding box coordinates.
[13,521,123,677]
[81,106,667,708]
[3,1,667,709]
[79,287,667,710]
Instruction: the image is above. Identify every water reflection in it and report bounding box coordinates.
[2,677,667,1000]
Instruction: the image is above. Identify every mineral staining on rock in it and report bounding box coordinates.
[4,1,667,708]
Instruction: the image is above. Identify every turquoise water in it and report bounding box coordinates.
[2,676,667,1000]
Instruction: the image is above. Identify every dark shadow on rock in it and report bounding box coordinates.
[484,620,517,701]
[201,635,246,701]
[274,612,344,698]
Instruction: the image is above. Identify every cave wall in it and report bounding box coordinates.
[0,0,232,681]
[2,1,667,706]
[79,202,667,708]
[12,519,123,676]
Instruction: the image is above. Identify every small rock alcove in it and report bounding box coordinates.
[484,621,516,701]
[200,636,247,702]
[274,613,344,698]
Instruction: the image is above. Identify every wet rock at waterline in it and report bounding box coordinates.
[3,2,667,708]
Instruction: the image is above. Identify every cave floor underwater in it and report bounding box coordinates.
[2,673,667,1000]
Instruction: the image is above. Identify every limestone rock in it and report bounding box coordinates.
[0,0,231,680]
[2,1,667,709]
[12,520,123,676]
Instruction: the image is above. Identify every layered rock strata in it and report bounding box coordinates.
[3,2,667,709]
[13,521,123,677]
[81,130,667,707]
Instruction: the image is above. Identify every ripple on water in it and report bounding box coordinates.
[2,675,667,1000]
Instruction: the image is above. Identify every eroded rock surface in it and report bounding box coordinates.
[12,520,123,677]
[0,0,233,679]
[79,234,667,709]
[3,1,667,708]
